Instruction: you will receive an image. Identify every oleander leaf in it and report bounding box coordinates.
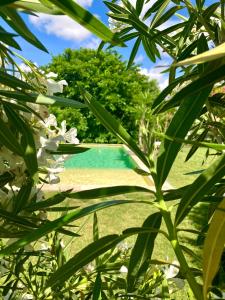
[176,153,225,225]
[84,92,150,168]
[156,86,212,188]
[203,198,225,299]
[176,42,225,66]
[127,212,162,292]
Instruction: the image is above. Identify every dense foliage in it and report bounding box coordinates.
[46,48,159,143]
[1,0,225,299]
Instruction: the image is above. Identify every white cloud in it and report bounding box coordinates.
[139,62,170,90]
[83,37,101,49]
[29,14,92,42]
[29,0,94,42]
[77,0,93,6]
[134,54,144,64]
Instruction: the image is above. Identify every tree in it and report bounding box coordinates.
[46,48,160,143]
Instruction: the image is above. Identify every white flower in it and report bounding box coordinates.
[64,128,79,144]
[46,72,58,79]
[119,265,128,273]
[39,242,50,251]
[22,293,35,299]
[164,261,179,279]
[84,263,95,273]
[48,173,60,184]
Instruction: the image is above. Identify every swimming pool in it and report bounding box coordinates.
[64,146,137,169]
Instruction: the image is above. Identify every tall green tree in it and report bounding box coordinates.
[46,48,160,143]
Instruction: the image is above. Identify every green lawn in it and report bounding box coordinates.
[46,146,217,299]
[49,146,216,260]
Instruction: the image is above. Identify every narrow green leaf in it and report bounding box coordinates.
[127,36,141,69]
[176,41,225,66]
[0,118,24,156]
[127,212,162,292]
[153,6,183,29]
[46,235,123,287]
[0,208,37,230]
[143,0,165,20]
[0,26,21,49]
[49,0,122,45]
[93,213,99,242]
[203,198,225,299]
[150,0,170,29]
[83,92,150,168]
[185,129,208,162]
[0,0,18,6]
[49,144,90,155]
[35,94,86,108]
[152,72,197,110]
[13,179,33,214]
[25,190,72,212]
[4,105,38,177]
[136,0,145,15]
[0,172,14,187]
[155,132,225,152]
[0,200,141,257]
[0,7,48,52]
[0,69,34,91]
[175,153,225,225]
[156,86,212,188]
[93,273,102,300]
[68,185,154,199]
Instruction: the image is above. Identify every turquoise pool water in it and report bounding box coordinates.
[64,146,136,169]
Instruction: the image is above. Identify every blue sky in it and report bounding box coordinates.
[11,0,217,89]
[12,0,171,88]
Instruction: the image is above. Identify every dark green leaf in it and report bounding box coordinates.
[0,200,141,257]
[156,86,212,188]
[127,213,162,292]
[0,117,24,155]
[0,7,48,52]
[68,185,154,199]
[175,153,225,225]
[93,273,102,300]
[127,36,141,68]
[83,92,150,168]
[136,0,145,15]
[4,105,38,177]
[0,69,34,91]
[46,235,123,287]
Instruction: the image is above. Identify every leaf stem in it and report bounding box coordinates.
[156,191,203,300]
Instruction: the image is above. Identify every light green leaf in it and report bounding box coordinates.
[35,94,86,108]
[176,42,225,66]
[175,153,225,225]
[203,198,225,299]
[83,92,150,168]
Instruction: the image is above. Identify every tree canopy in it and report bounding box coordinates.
[46,48,160,143]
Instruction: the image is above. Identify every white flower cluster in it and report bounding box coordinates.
[0,71,79,212]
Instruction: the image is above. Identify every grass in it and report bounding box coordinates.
[45,146,217,299]
[49,146,216,260]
